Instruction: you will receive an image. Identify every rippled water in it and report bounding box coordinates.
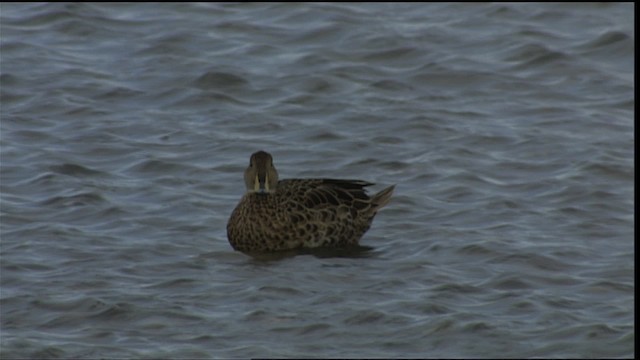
[1,3,634,358]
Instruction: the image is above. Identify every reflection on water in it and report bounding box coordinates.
[246,245,378,262]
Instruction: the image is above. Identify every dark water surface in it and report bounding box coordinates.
[1,3,634,358]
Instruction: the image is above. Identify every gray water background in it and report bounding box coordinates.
[0,2,634,358]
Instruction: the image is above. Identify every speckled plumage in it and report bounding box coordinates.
[227,151,395,253]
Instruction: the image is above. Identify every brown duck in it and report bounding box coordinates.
[227,150,395,253]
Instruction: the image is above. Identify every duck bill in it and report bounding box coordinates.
[254,172,271,194]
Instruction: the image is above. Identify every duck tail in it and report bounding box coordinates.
[371,185,395,211]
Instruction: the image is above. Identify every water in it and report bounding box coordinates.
[0,3,634,358]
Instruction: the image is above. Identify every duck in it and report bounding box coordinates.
[227,150,395,253]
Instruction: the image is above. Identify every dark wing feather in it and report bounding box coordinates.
[279,179,374,210]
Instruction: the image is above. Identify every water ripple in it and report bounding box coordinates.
[0,2,633,359]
